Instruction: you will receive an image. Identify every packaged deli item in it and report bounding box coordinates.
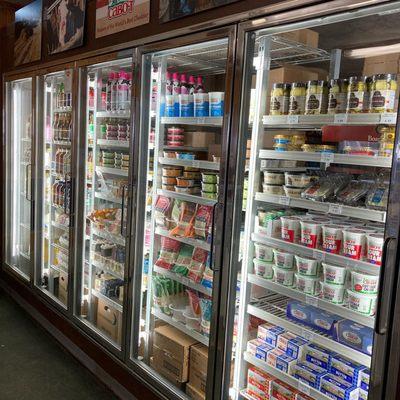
[270,83,290,115]
[263,183,284,195]
[247,366,276,399]
[273,266,295,287]
[291,360,328,388]
[346,76,368,114]
[254,242,274,262]
[247,338,265,356]
[320,374,359,400]
[320,281,346,304]
[192,205,213,241]
[154,237,181,270]
[281,216,302,243]
[370,73,398,113]
[154,196,173,229]
[359,388,368,400]
[304,343,335,370]
[342,229,367,260]
[328,78,349,114]
[277,332,297,352]
[305,80,329,115]
[321,224,343,254]
[289,82,307,115]
[336,180,371,206]
[300,220,322,248]
[264,171,285,185]
[366,179,389,210]
[334,320,373,355]
[277,333,308,359]
[329,354,366,385]
[322,263,347,285]
[257,323,285,347]
[310,308,342,335]
[284,186,303,198]
[347,290,377,316]
[172,244,193,276]
[284,173,315,188]
[275,353,298,374]
[271,379,298,400]
[187,248,209,283]
[169,201,197,237]
[266,348,285,366]
[273,249,294,269]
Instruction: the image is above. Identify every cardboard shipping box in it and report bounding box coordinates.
[58,285,68,306]
[363,53,400,76]
[96,297,122,344]
[153,325,198,383]
[185,131,216,148]
[280,28,319,48]
[59,270,68,292]
[189,344,208,394]
[186,383,206,400]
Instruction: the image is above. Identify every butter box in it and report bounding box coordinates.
[271,379,298,400]
[305,343,335,370]
[267,348,285,367]
[257,323,285,347]
[247,366,276,394]
[357,369,370,391]
[329,354,365,385]
[277,332,298,352]
[247,339,264,356]
[286,337,309,359]
[256,343,274,361]
[358,388,368,400]
[276,353,297,374]
[292,361,329,389]
[334,320,373,356]
[320,373,360,400]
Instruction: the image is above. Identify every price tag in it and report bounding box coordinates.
[287,115,299,124]
[197,117,206,125]
[301,329,314,342]
[313,250,325,262]
[305,295,319,307]
[320,152,334,165]
[192,161,201,168]
[298,381,311,395]
[328,204,343,215]
[279,196,290,206]
[182,277,190,286]
[380,113,396,124]
[334,113,348,124]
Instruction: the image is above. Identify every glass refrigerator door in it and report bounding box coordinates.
[76,59,132,346]
[38,69,74,307]
[5,78,33,280]
[130,36,233,398]
[226,6,400,400]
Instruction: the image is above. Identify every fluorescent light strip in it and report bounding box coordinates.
[345,43,400,59]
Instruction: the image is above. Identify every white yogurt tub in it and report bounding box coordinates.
[264,171,284,185]
[320,282,345,304]
[254,242,274,262]
[273,249,294,269]
[263,184,284,195]
[283,185,303,198]
[253,258,274,279]
[295,255,319,277]
[366,233,384,266]
[295,274,320,295]
[350,270,379,294]
[321,224,343,254]
[280,216,301,243]
[284,173,312,188]
[322,263,347,285]
[343,229,367,260]
[347,290,377,316]
[273,266,295,287]
[300,220,323,248]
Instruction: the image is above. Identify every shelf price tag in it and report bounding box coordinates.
[328,204,343,215]
[313,250,325,262]
[279,196,290,206]
[380,113,396,124]
[298,381,311,395]
[192,161,201,168]
[181,277,190,287]
[301,329,314,342]
[334,113,348,124]
[320,152,334,166]
[287,115,299,124]
[305,295,319,307]
[197,117,206,125]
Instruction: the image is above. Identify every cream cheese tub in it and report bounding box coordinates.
[253,258,274,279]
[273,266,295,286]
[322,263,347,285]
[295,274,320,295]
[366,233,384,266]
[350,271,379,294]
[263,184,284,195]
[294,255,319,276]
[320,282,345,304]
[283,185,303,198]
[263,171,285,185]
[254,242,274,262]
[322,224,343,254]
[343,229,367,260]
[273,249,294,269]
[347,290,377,316]
[284,172,313,188]
[300,220,323,248]
[280,216,301,243]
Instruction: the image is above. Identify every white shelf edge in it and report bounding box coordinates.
[95,191,123,204]
[158,157,220,171]
[96,111,130,119]
[92,259,124,280]
[156,189,217,206]
[91,226,125,246]
[161,116,223,127]
[92,289,123,312]
[95,166,129,177]
[155,227,210,251]
[248,273,374,328]
[97,139,130,149]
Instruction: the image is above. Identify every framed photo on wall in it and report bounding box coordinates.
[45,0,86,54]
[14,0,42,66]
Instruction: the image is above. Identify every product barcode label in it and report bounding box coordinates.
[287,115,299,124]
[328,204,343,215]
[301,329,314,342]
[380,113,396,124]
[313,250,325,262]
[334,113,348,124]
[298,381,311,395]
[305,295,319,307]
[279,196,290,206]
[320,152,334,165]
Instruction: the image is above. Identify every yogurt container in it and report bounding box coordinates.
[280,216,301,243]
[322,224,343,254]
[322,263,347,285]
[179,94,194,117]
[165,94,178,117]
[263,184,284,195]
[264,171,284,185]
[347,290,377,316]
[343,229,367,260]
[283,186,303,198]
[350,271,379,294]
[254,242,274,262]
[300,220,322,248]
[194,93,209,117]
[253,258,274,279]
[320,282,345,304]
[273,249,294,269]
[296,274,320,295]
[209,92,224,116]
[366,233,384,266]
[295,255,319,277]
[273,266,295,286]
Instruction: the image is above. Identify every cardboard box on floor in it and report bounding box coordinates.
[186,383,206,400]
[58,285,68,305]
[363,53,400,76]
[96,297,122,344]
[189,344,208,394]
[153,324,198,383]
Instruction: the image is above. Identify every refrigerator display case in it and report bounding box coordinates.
[36,69,75,307]
[4,78,33,280]
[75,58,132,346]
[130,31,235,399]
[225,5,400,400]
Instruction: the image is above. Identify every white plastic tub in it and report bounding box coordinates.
[295,274,320,295]
[320,281,345,304]
[347,290,377,316]
[322,263,347,285]
[253,258,274,279]
[350,270,379,294]
[273,249,294,269]
[295,255,319,277]
[254,242,274,262]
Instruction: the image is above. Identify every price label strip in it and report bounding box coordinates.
[298,380,311,396]
[313,250,325,262]
[320,152,334,166]
[305,295,319,307]
[334,113,348,124]
[287,115,299,124]
[279,196,290,206]
[380,113,396,124]
[328,203,343,215]
[301,328,314,342]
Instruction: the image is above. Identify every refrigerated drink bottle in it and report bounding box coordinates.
[188,75,196,95]
[165,71,172,95]
[118,71,129,111]
[59,82,65,108]
[196,76,205,93]
[101,76,107,109]
[172,73,181,95]
[180,74,189,95]
[53,113,59,141]
[106,72,117,111]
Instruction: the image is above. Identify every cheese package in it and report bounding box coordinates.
[247,366,276,395]
[247,339,264,356]
[257,323,285,347]
[304,343,335,370]
[271,379,298,400]
[320,373,359,400]
[256,342,274,361]
[358,388,368,400]
[334,320,373,355]
[329,354,366,385]
[357,369,370,391]
[292,361,329,389]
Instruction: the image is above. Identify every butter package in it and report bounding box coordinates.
[258,323,285,347]
[305,343,335,370]
[357,369,370,391]
[329,354,365,385]
[296,394,314,400]
[256,342,274,361]
[247,339,264,356]
[292,361,328,389]
[334,320,373,355]
[247,366,276,394]
[320,374,359,400]
[276,353,297,374]
[310,308,342,336]
[286,337,309,359]
[271,379,298,400]
[277,332,298,352]
[247,382,267,400]
[267,348,285,367]
[286,301,313,326]
[358,388,368,400]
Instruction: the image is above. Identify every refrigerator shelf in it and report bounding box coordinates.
[50,263,68,274]
[152,308,209,346]
[95,166,129,177]
[247,302,371,367]
[158,157,220,171]
[51,221,69,231]
[157,189,217,206]
[92,226,125,246]
[153,265,212,296]
[50,242,69,253]
[19,251,30,261]
[92,259,124,280]
[92,289,123,312]
[252,233,379,274]
[95,191,123,205]
[248,273,374,328]
[52,140,72,147]
[255,193,386,223]
[96,111,130,119]
[96,139,130,149]
[163,146,209,152]
[259,149,392,168]
[243,352,332,400]
[161,116,223,126]
[262,112,397,128]
[155,227,211,251]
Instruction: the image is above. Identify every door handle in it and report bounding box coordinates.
[209,202,223,271]
[120,185,126,236]
[25,164,31,201]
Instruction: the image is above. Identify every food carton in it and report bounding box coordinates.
[257,323,285,347]
[320,373,359,400]
[358,369,370,391]
[334,320,373,356]
[292,361,329,389]
[304,343,335,370]
[329,355,365,385]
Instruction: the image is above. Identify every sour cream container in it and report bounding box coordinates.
[283,186,303,198]
[253,258,274,279]
[300,220,323,248]
[295,255,319,276]
[254,242,274,262]
[366,233,384,266]
[320,281,345,304]
[322,263,347,285]
[209,92,224,116]
[295,274,320,295]
[273,266,295,286]
[280,216,301,243]
[350,271,379,294]
[264,171,284,185]
[273,249,294,269]
[347,290,377,316]
[321,224,343,254]
[263,184,284,195]
[343,229,367,260]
